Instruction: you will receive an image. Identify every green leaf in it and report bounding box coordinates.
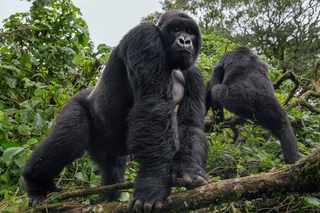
[97,43,110,54]
[74,172,87,182]
[0,64,21,74]
[304,196,320,207]
[34,113,43,128]
[26,138,38,146]
[72,54,84,66]
[119,192,130,202]
[0,111,6,122]
[4,77,17,89]
[2,147,25,164]
[17,124,32,136]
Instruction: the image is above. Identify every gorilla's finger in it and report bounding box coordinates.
[192,175,208,186]
[128,199,136,212]
[134,200,143,213]
[171,172,177,185]
[143,202,153,213]
[182,174,193,185]
[52,186,62,192]
[28,195,46,207]
[154,201,163,213]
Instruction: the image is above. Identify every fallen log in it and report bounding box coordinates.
[39,148,320,212]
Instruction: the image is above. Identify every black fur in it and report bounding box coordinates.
[206,47,299,164]
[22,11,207,212]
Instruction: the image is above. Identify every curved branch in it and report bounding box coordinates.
[273,71,300,105]
[286,90,320,114]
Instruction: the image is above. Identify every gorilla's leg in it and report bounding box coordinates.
[90,154,127,202]
[172,69,208,188]
[254,97,299,164]
[22,95,90,205]
[274,121,299,164]
[216,85,299,164]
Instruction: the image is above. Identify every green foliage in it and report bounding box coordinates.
[0,1,319,212]
[198,32,238,81]
[0,0,110,206]
[197,28,320,212]
[162,0,320,79]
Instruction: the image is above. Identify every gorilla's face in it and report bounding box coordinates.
[158,12,201,70]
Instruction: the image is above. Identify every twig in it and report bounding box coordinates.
[35,202,87,211]
[46,178,188,203]
[57,182,133,201]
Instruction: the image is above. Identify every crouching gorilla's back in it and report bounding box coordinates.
[207,47,299,164]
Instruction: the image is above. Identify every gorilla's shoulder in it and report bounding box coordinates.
[118,23,164,66]
[187,66,204,79]
[119,23,161,48]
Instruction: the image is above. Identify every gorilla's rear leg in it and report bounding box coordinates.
[211,85,299,163]
[22,93,90,205]
[274,122,299,163]
[91,155,127,202]
[254,98,299,164]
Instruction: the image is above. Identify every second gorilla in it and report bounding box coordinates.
[206,47,299,164]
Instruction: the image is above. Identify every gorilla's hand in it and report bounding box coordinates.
[171,160,207,189]
[27,186,62,206]
[129,176,169,213]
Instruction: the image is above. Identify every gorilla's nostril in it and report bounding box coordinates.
[185,39,191,45]
[178,38,185,45]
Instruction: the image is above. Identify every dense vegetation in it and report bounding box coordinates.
[0,0,319,212]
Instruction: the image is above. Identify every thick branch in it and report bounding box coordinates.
[273,71,300,105]
[273,71,298,89]
[287,100,320,114]
[42,148,320,212]
[286,90,320,114]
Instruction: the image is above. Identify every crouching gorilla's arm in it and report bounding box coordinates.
[119,24,177,212]
[172,67,208,188]
[206,63,225,122]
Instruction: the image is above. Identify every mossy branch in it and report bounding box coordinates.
[37,148,320,212]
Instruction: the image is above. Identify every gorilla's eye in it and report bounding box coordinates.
[186,28,194,35]
[173,26,180,32]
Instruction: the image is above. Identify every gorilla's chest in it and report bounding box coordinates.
[171,69,185,105]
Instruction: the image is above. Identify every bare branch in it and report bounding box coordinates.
[273,71,300,105]
[286,90,320,114]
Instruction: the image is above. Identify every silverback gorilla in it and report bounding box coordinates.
[22,11,208,212]
[206,47,299,164]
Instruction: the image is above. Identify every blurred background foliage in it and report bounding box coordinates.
[0,0,319,212]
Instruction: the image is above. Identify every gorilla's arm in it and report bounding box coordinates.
[206,64,225,122]
[119,23,176,210]
[173,67,208,187]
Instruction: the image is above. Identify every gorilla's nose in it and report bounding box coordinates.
[177,35,192,49]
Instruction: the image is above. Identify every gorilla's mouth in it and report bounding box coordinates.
[177,48,192,54]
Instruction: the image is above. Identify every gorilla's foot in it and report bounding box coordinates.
[171,162,208,189]
[129,176,169,213]
[28,193,47,206]
[22,176,60,206]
